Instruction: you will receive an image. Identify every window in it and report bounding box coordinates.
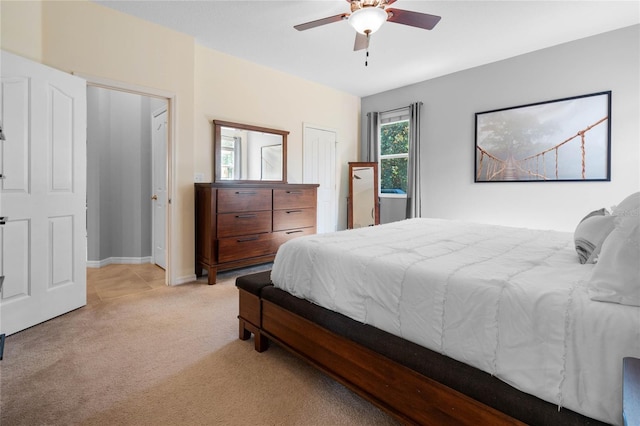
[379,108,410,197]
[221,135,240,180]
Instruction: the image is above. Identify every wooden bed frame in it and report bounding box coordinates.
[236,271,613,426]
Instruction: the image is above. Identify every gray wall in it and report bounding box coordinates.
[87,87,165,263]
[362,25,640,231]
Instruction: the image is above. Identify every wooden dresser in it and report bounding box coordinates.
[195,182,319,284]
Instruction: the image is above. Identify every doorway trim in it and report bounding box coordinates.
[75,72,176,286]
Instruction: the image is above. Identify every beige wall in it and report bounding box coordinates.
[2,0,361,283]
[194,45,360,228]
[0,0,44,62]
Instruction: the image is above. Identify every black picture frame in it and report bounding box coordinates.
[475,91,611,182]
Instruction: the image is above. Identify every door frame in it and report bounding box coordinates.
[76,73,175,285]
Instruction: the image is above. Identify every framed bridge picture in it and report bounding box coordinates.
[475,91,611,182]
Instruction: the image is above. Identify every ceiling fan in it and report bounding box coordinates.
[294,0,441,52]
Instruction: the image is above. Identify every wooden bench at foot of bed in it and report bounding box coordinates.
[236,271,608,426]
[237,274,270,352]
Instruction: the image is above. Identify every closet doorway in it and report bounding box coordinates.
[303,124,338,233]
[85,80,173,289]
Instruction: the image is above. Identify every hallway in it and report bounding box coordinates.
[86,264,165,305]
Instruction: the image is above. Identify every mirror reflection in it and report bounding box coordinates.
[348,162,380,229]
[213,120,288,183]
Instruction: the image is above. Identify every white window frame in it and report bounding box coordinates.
[378,107,411,199]
[221,135,241,180]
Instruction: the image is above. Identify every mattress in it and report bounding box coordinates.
[271,218,640,425]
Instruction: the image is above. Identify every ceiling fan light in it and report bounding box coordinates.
[348,7,387,35]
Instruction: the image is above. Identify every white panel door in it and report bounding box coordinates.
[0,50,87,336]
[303,125,337,234]
[151,107,167,270]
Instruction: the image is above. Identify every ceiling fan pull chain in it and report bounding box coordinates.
[365,32,370,67]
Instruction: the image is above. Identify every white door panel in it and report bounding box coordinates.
[1,50,86,336]
[303,126,337,234]
[0,220,29,301]
[152,107,167,270]
[1,77,29,193]
[50,87,75,192]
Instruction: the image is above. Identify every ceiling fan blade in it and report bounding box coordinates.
[386,8,441,30]
[294,13,348,31]
[346,0,398,4]
[353,32,369,51]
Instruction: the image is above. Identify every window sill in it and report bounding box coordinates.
[379,194,407,199]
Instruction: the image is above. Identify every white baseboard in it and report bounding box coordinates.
[86,258,197,286]
[172,274,198,286]
[87,256,153,268]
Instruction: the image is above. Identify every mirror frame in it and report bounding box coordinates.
[213,120,288,183]
[347,161,380,229]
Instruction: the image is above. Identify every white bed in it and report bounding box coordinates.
[271,206,640,425]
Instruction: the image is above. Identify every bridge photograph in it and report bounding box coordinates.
[475,91,611,182]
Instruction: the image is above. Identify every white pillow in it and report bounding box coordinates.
[588,215,640,306]
[612,191,640,217]
[574,213,615,264]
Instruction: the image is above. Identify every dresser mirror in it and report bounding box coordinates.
[348,162,380,229]
[213,120,288,183]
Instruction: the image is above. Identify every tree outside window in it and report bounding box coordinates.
[379,119,409,196]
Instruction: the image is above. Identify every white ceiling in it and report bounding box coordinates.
[93,1,640,97]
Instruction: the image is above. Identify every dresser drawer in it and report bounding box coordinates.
[272,227,316,248]
[273,208,315,231]
[218,188,272,213]
[217,211,272,238]
[218,233,275,263]
[273,188,316,210]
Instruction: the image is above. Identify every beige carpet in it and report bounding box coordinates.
[0,267,398,425]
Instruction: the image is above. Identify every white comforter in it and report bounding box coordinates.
[271,218,640,425]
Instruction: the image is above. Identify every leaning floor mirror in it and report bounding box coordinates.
[348,162,380,229]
